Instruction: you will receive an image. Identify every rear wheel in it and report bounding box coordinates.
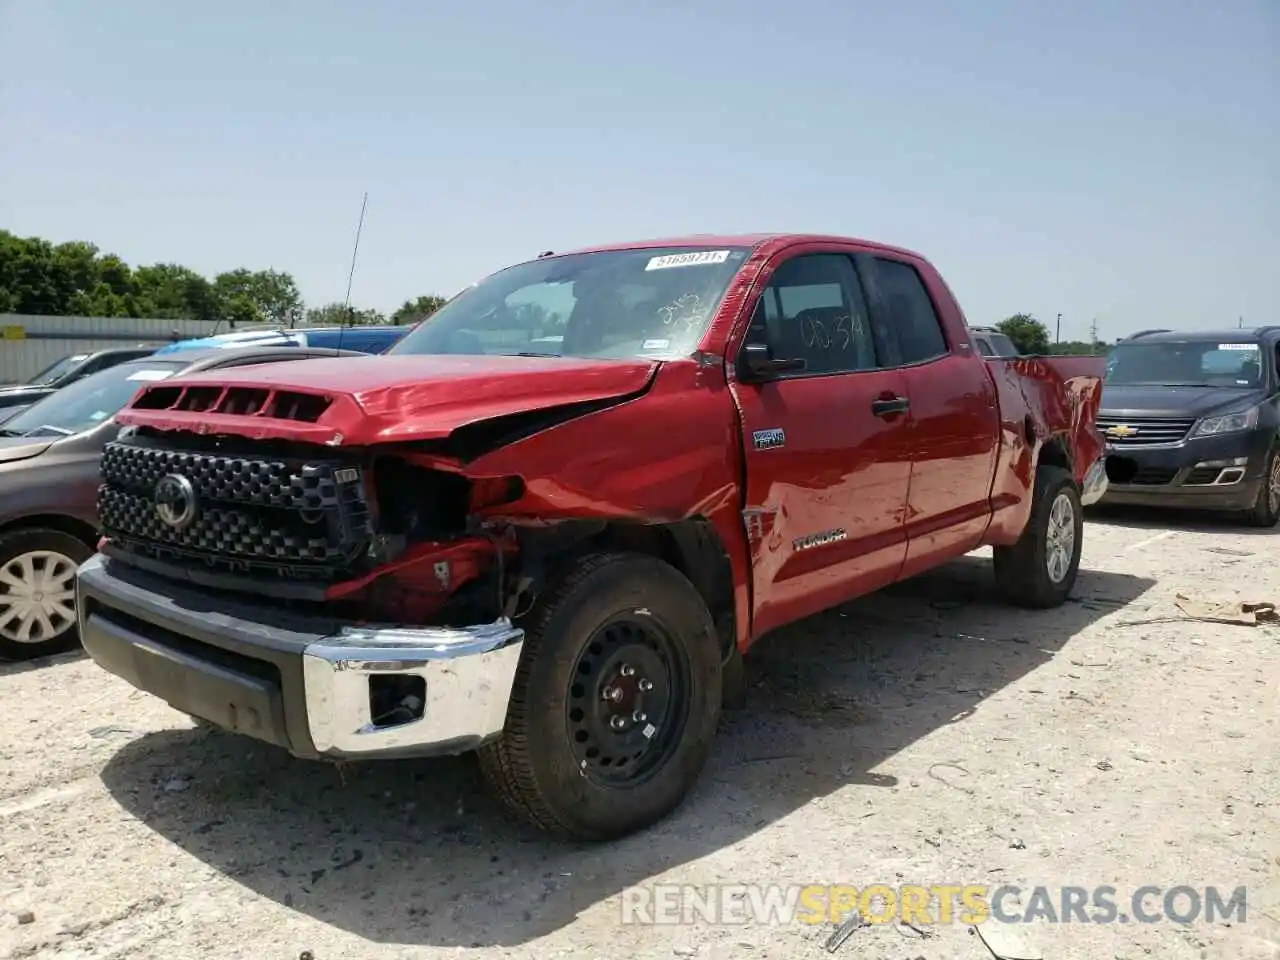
[0,528,92,661]
[1243,444,1280,527]
[993,465,1083,609]
[477,552,722,840]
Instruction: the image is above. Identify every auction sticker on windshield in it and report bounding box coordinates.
[1217,343,1258,351]
[646,251,731,271]
[126,369,178,381]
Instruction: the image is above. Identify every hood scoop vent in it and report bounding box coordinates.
[131,384,332,423]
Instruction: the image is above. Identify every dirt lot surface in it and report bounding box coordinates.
[2,509,1278,960]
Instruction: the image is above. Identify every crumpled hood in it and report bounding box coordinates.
[0,437,54,465]
[116,354,662,445]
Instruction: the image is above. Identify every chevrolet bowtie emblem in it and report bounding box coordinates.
[1105,424,1138,438]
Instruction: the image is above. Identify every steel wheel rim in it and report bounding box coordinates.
[1268,455,1280,513]
[1045,492,1076,584]
[566,616,691,787]
[0,550,79,645]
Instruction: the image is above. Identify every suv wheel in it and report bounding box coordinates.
[1244,443,1280,527]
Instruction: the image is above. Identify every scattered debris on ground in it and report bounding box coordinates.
[1,517,1277,959]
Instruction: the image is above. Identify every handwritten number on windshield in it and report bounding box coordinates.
[658,293,708,331]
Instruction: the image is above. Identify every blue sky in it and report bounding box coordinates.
[1,0,1275,341]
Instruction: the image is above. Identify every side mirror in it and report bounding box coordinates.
[740,342,805,381]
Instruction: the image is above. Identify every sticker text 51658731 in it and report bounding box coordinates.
[645,251,731,271]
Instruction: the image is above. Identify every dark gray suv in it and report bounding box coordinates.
[1096,326,1280,525]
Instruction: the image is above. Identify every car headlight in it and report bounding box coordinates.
[1191,406,1259,437]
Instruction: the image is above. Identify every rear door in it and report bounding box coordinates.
[862,256,1000,578]
[730,249,912,639]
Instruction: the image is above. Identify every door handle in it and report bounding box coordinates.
[871,396,910,417]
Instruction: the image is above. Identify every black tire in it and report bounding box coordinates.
[1243,444,1280,528]
[993,465,1083,609]
[477,551,723,841]
[0,528,93,661]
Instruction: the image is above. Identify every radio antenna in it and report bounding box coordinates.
[337,191,368,353]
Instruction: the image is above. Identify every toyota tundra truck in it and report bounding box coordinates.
[75,233,1108,841]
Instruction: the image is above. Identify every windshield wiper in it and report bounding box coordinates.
[20,424,74,438]
[512,352,563,358]
[1115,382,1211,388]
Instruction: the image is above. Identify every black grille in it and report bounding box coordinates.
[100,443,349,511]
[1096,415,1195,446]
[99,439,372,581]
[1129,467,1179,485]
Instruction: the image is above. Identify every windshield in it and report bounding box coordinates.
[0,360,188,438]
[1106,340,1265,388]
[25,354,88,386]
[390,246,751,361]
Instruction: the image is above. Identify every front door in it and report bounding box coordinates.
[729,250,913,640]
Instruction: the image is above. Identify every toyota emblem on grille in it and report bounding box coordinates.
[154,474,198,530]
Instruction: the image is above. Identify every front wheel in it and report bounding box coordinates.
[0,528,92,661]
[477,552,723,841]
[993,465,1083,609]
[1243,444,1280,528]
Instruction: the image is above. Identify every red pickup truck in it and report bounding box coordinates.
[76,233,1107,841]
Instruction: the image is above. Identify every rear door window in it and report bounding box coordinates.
[871,258,949,364]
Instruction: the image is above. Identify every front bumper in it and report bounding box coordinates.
[1098,428,1271,511]
[76,553,523,760]
[1079,457,1108,506]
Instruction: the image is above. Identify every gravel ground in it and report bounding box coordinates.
[2,508,1278,960]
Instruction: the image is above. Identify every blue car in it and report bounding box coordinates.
[157,325,407,356]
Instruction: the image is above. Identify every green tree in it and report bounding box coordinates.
[391,294,447,325]
[0,230,233,322]
[1049,339,1111,356]
[67,283,131,318]
[49,241,102,311]
[213,268,304,327]
[224,294,261,327]
[0,233,59,314]
[305,302,387,326]
[0,229,451,334]
[133,263,220,323]
[995,313,1051,355]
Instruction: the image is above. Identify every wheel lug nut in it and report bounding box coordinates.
[632,711,646,723]
[638,679,654,691]
[603,687,623,702]
[620,664,635,677]
[610,716,627,730]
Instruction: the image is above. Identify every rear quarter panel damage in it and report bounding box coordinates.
[984,355,1107,545]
